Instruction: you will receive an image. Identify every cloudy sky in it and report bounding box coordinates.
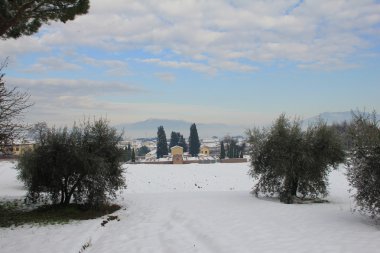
[1,0,380,128]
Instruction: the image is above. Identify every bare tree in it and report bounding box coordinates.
[0,59,32,152]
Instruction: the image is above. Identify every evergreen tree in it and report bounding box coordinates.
[131,148,136,163]
[346,111,380,218]
[248,114,345,204]
[156,126,168,159]
[0,0,90,39]
[169,131,180,149]
[126,144,132,161]
[121,144,132,162]
[189,123,200,157]
[178,134,188,152]
[137,145,150,156]
[220,141,226,159]
[16,118,125,207]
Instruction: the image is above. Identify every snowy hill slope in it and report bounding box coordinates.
[1,162,379,253]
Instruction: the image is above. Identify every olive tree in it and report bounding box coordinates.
[17,118,126,207]
[346,111,380,218]
[248,114,345,204]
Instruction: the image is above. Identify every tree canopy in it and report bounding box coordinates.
[188,123,200,157]
[346,111,380,218]
[0,0,90,39]
[169,131,188,152]
[156,126,168,159]
[248,114,345,204]
[17,118,125,207]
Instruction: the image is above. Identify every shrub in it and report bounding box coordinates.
[16,118,125,207]
[346,111,380,218]
[247,114,345,203]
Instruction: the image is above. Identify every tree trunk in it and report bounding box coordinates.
[290,177,298,197]
[281,176,298,204]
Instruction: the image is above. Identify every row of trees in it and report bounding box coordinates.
[121,144,151,162]
[220,137,246,159]
[248,112,380,218]
[169,131,188,152]
[156,123,201,158]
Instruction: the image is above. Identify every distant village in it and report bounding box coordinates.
[117,135,248,164]
[0,128,248,165]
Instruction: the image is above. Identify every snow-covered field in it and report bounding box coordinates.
[0,161,379,253]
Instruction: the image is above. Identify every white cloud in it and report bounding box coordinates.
[79,56,130,76]
[142,58,217,75]
[1,0,380,72]
[23,57,82,73]
[155,72,176,83]
[6,77,144,96]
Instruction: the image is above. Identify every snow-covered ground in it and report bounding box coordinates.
[0,161,379,253]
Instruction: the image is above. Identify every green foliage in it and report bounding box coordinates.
[0,200,120,228]
[169,131,188,152]
[16,118,126,207]
[169,131,180,149]
[220,141,225,159]
[178,134,188,152]
[121,144,132,162]
[346,111,380,218]
[137,145,150,156]
[156,126,168,159]
[0,0,90,39]
[223,136,245,158]
[248,114,345,204]
[189,123,200,157]
[131,148,136,163]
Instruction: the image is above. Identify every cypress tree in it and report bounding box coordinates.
[178,134,188,152]
[169,131,180,149]
[220,141,226,159]
[131,148,136,163]
[127,144,132,161]
[226,144,231,158]
[156,126,168,159]
[189,123,200,157]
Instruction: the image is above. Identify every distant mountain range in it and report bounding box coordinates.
[303,111,353,126]
[115,118,247,139]
[116,111,378,139]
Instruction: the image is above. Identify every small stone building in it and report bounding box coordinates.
[4,142,36,156]
[171,146,184,164]
[200,145,210,156]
